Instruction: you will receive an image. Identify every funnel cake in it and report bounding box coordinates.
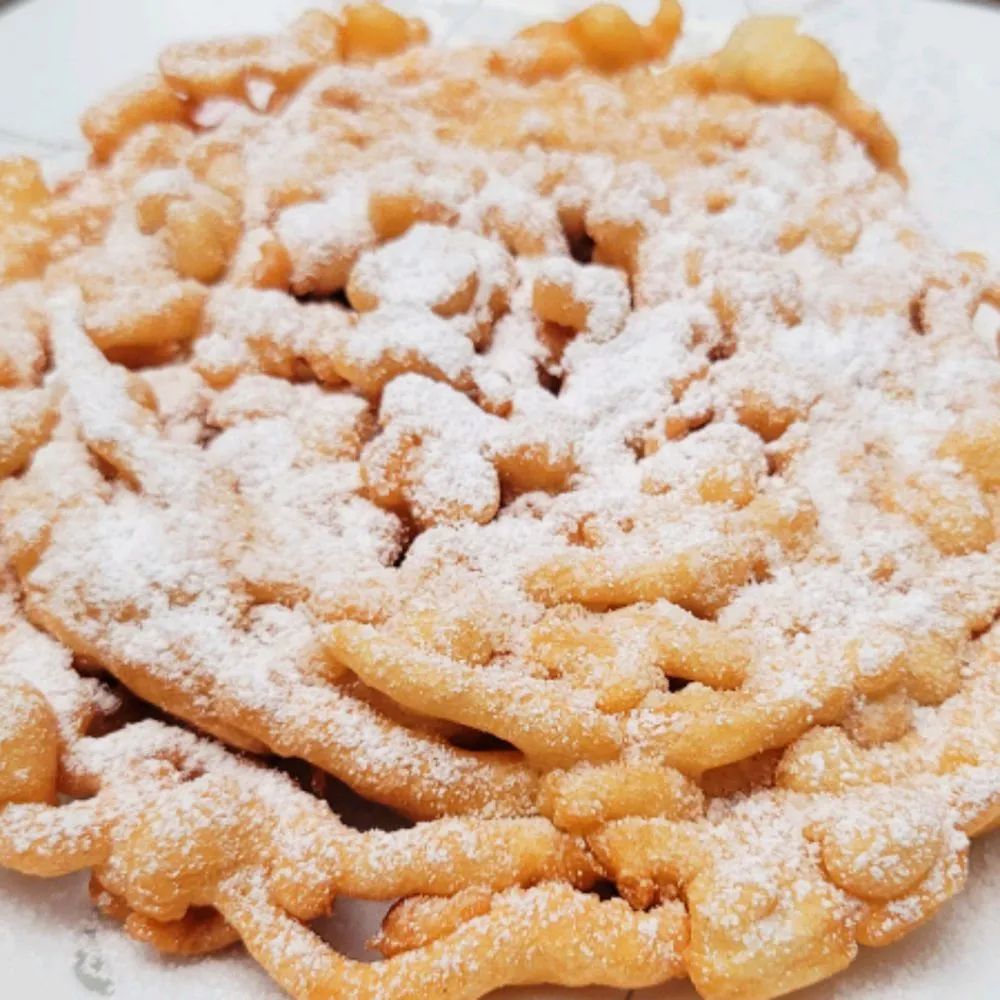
[1,2,1000,999]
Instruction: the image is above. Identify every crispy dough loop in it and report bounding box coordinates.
[705,16,901,177]
[327,620,625,769]
[58,733,595,925]
[81,75,190,163]
[496,1,682,81]
[218,875,687,999]
[0,798,110,876]
[0,158,56,282]
[589,790,973,999]
[373,886,495,957]
[525,490,816,616]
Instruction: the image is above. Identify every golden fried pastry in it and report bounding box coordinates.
[1,2,999,998]
[0,568,625,999]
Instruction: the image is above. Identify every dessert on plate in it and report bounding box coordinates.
[1,3,998,998]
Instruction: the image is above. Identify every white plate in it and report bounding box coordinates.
[0,1,997,997]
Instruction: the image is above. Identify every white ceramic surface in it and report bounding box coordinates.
[0,1,997,997]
